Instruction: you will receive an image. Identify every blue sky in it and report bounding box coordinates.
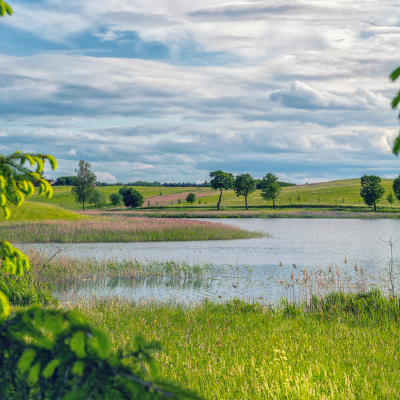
[0,0,399,183]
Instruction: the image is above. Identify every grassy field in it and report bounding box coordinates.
[0,217,264,243]
[26,179,400,212]
[27,186,216,211]
[57,293,400,400]
[7,202,88,221]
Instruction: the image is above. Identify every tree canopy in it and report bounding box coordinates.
[360,175,385,211]
[71,160,97,211]
[233,173,256,210]
[260,173,281,209]
[209,170,234,210]
[119,187,144,209]
[186,192,196,206]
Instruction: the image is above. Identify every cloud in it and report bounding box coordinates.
[93,171,117,183]
[270,81,390,111]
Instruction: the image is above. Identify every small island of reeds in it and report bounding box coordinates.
[0,217,265,243]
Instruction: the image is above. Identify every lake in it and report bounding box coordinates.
[22,218,400,303]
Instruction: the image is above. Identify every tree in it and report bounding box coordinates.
[233,173,256,210]
[186,192,196,206]
[209,170,234,210]
[360,175,385,212]
[89,189,106,209]
[386,192,395,208]
[54,176,76,186]
[119,187,144,209]
[393,175,400,202]
[71,160,96,211]
[110,192,123,206]
[260,173,281,209]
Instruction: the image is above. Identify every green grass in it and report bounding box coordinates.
[27,179,400,213]
[7,202,88,221]
[64,292,400,399]
[171,178,398,209]
[27,186,214,211]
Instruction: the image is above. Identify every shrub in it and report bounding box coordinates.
[110,192,123,206]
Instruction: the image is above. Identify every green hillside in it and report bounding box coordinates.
[6,202,88,221]
[182,178,397,209]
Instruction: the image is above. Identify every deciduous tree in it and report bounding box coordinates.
[360,175,385,212]
[71,160,97,211]
[186,192,196,206]
[393,175,400,202]
[119,187,144,209]
[233,173,256,210]
[260,173,281,209]
[110,192,123,206]
[386,192,395,208]
[209,170,234,210]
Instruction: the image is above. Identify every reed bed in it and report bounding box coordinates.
[0,217,264,243]
[26,249,214,284]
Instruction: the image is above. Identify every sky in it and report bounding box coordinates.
[0,0,399,184]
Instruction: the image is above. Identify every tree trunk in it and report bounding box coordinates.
[374,204,376,212]
[245,195,248,210]
[273,197,275,210]
[217,188,222,210]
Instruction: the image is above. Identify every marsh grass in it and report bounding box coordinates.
[0,217,264,243]
[49,292,400,400]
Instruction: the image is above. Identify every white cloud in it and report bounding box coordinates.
[93,171,117,183]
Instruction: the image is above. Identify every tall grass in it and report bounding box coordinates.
[0,217,265,243]
[52,292,400,400]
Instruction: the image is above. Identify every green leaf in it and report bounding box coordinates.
[70,331,87,358]
[392,92,400,109]
[390,67,400,81]
[91,328,111,359]
[42,359,60,379]
[0,290,10,318]
[393,134,400,156]
[18,349,37,372]
[65,310,89,329]
[71,360,85,376]
[28,362,41,385]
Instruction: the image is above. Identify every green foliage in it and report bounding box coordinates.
[0,0,13,17]
[209,170,234,210]
[110,193,123,206]
[233,173,256,210]
[89,188,106,209]
[0,151,56,219]
[119,187,144,209]
[186,192,196,206]
[391,66,400,155]
[386,192,395,208]
[54,176,76,186]
[260,173,282,209]
[360,174,385,211]
[71,160,97,211]
[0,304,201,399]
[393,175,400,202]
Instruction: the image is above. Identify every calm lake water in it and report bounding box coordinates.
[22,218,400,303]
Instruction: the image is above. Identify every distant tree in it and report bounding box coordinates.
[360,175,385,212]
[55,176,76,186]
[71,160,96,211]
[109,193,123,206]
[233,173,256,210]
[393,175,400,202]
[210,170,234,210]
[186,192,196,206]
[260,173,282,209]
[119,187,144,209]
[89,189,106,209]
[386,192,395,208]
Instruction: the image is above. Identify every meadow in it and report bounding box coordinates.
[26,178,400,214]
[0,217,264,243]
[52,292,400,400]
